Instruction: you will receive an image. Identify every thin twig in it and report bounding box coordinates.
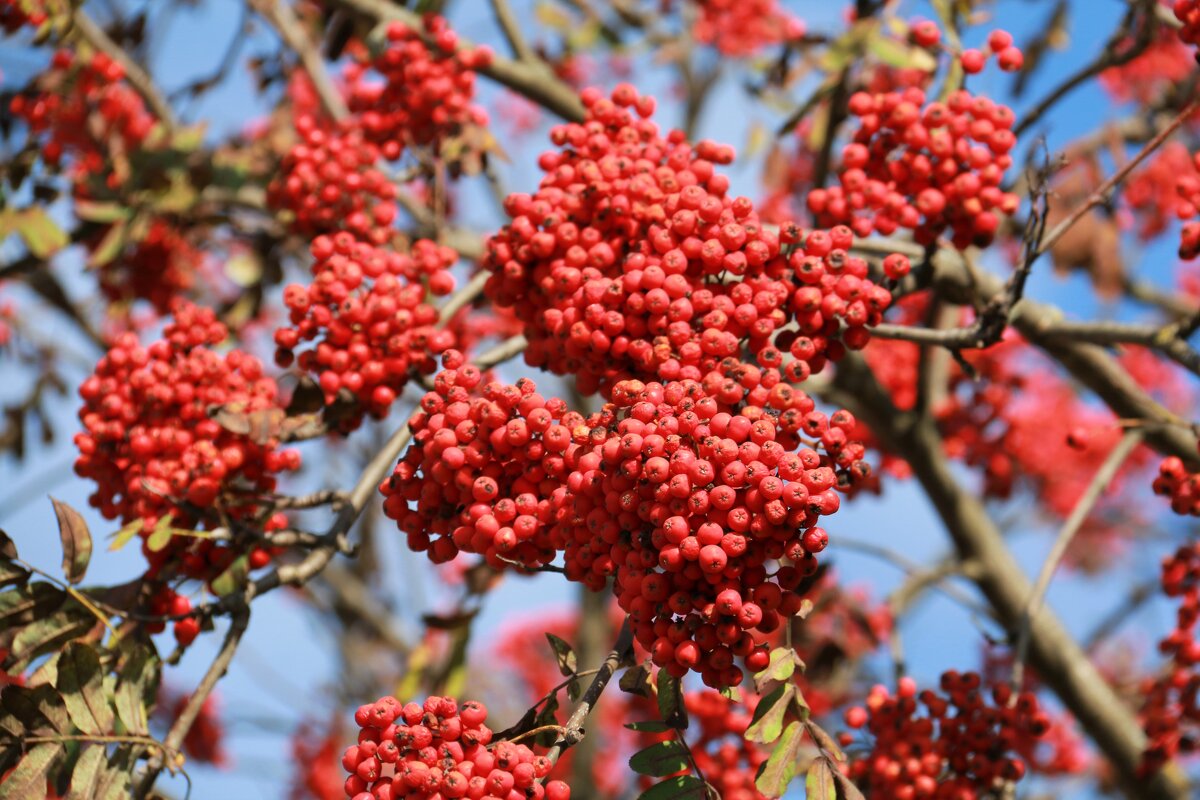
[72,10,176,131]
[133,601,250,798]
[476,334,528,369]
[439,270,490,324]
[250,0,349,122]
[1010,429,1144,691]
[489,0,537,62]
[545,618,634,766]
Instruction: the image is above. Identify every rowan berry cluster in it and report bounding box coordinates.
[808,88,1019,249]
[155,687,228,767]
[96,219,198,315]
[958,30,1025,75]
[690,0,805,58]
[557,376,868,687]
[1153,456,1200,516]
[346,15,492,158]
[267,116,399,245]
[1099,25,1193,105]
[274,232,455,427]
[342,695,571,800]
[683,690,767,799]
[1169,151,1200,259]
[74,300,300,568]
[1124,142,1196,241]
[1,0,46,33]
[380,356,580,570]
[1140,541,1200,773]
[843,672,1048,799]
[9,49,155,187]
[1172,0,1200,50]
[293,718,346,800]
[146,585,201,646]
[484,84,892,398]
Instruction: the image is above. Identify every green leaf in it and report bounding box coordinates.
[4,207,68,258]
[86,218,128,269]
[629,740,691,777]
[210,553,248,596]
[56,643,113,735]
[114,638,158,736]
[66,744,105,800]
[754,647,800,691]
[868,36,937,72]
[637,774,709,800]
[74,201,131,224]
[145,513,175,553]
[545,633,577,677]
[0,582,66,628]
[0,742,63,800]
[624,720,672,733]
[656,670,687,730]
[50,497,92,584]
[94,745,133,800]
[754,720,803,797]
[0,530,16,561]
[107,520,141,553]
[0,683,71,735]
[745,684,793,744]
[805,757,836,800]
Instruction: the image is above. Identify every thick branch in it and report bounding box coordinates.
[545,618,634,766]
[828,356,1190,800]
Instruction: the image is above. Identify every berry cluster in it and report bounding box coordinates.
[74,300,300,571]
[1169,151,1200,259]
[1153,456,1200,516]
[346,15,492,158]
[1124,142,1196,241]
[146,585,201,646]
[808,88,1019,249]
[1100,25,1193,105]
[342,695,570,800]
[380,356,580,570]
[683,690,768,799]
[690,0,805,58]
[959,30,1025,75]
[267,116,399,245]
[1,0,46,33]
[293,718,346,800]
[557,376,868,687]
[484,84,893,398]
[96,218,198,315]
[843,672,1048,799]
[274,232,456,427]
[155,687,228,767]
[1173,1,1200,50]
[1140,541,1200,773]
[10,49,155,188]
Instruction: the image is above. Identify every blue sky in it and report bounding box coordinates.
[0,1,1192,797]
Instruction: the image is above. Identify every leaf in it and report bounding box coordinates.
[66,744,105,800]
[0,743,63,800]
[656,670,687,730]
[0,582,66,628]
[545,633,577,677]
[209,553,248,596]
[114,638,157,736]
[107,520,142,553]
[0,561,28,590]
[74,200,130,224]
[145,513,175,553]
[1,683,71,735]
[805,720,845,762]
[720,685,742,702]
[619,662,653,697]
[832,772,867,800]
[625,720,672,733]
[867,36,937,72]
[8,605,96,672]
[805,757,836,800]
[86,219,129,268]
[745,684,793,744]
[50,498,92,584]
[94,746,133,800]
[629,740,692,777]
[754,720,803,797]
[754,647,800,691]
[56,643,113,735]
[637,775,709,800]
[6,207,68,258]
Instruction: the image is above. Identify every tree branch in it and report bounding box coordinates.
[250,0,350,122]
[1010,428,1144,690]
[545,618,634,766]
[489,0,537,63]
[72,9,177,132]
